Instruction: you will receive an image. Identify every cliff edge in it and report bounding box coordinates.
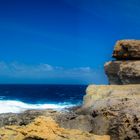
[105,40,140,84]
[82,40,140,140]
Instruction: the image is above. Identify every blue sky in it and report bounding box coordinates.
[0,0,140,84]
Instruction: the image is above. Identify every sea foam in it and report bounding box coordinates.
[0,100,74,113]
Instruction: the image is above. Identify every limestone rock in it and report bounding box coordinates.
[112,40,140,60]
[81,84,140,139]
[0,109,60,127]
[83,84,140,109]
[0,109,96,134]
[56,113,94,132]
[109,107,140,140]
[104,61,140,84]
[0,116,110,140]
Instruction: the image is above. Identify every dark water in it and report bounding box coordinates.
[0,84,87,113]
[0,84,87,104]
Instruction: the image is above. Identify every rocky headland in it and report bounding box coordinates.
[0,39,140,140]
[81,40,140,140]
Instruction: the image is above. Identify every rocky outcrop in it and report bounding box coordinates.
[0,39,139,140]
[0,109,96,133]
[112,40,140,60]
[0,109,66,128]
[80,40,140,139]
[0,116,110,140]
[0,110,45,127]
[81,84,140,140]
[83,84,140,109]
[105,39,140,85]
[104,61,140,85]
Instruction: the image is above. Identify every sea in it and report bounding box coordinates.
[0,84,87,113]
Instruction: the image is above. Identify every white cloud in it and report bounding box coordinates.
[0,61,106,84]
[37,64,54,71]
[73,67,91,72]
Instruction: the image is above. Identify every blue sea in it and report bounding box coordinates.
[0,84,87,113]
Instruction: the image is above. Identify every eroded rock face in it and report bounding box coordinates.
[109,108,140,140]
[81,84,140,140]
[112,40,140,60]
[0,116,110,140]
[83,84,140,109]
[104,61,140,84]
[56,113,94,132]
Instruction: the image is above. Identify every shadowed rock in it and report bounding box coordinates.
[104,61,140,85]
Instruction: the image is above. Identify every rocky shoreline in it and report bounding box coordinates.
[0,40,140,140]
[0,108,110,140]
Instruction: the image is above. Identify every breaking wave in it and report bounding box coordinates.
[0,100,75,113]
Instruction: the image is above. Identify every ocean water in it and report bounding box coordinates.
[0,84,87,113]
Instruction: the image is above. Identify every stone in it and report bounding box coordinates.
[81,84,140,139]
[109,107,140,140]
[83,84,140,109]
[56,113,94,132]
[104,61,140,85]
[0,109,60,127]
[0,116,110,140]
[112,40,140,60]
[0,109,96,134]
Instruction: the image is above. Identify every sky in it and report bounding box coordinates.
[0,0,140,84]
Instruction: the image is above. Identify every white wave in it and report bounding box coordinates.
[0,100,74,114]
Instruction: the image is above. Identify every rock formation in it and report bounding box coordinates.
[83,84,140,109]
[81,84,140,139]
[0,39,139,140]
[112,40,140,60]
[81,40,140,139]
[0,116,110,140]
[105,61,140,85]
[105,40,140,84]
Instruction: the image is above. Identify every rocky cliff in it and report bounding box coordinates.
[82,40,140,139]
[83,84,140,109]
[105,61,140,85]
[82,84,140,140]
[105,40,140,84]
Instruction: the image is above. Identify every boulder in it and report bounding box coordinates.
[112,40,140,60]
[81,84,140,139]
[104,61,140,85]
